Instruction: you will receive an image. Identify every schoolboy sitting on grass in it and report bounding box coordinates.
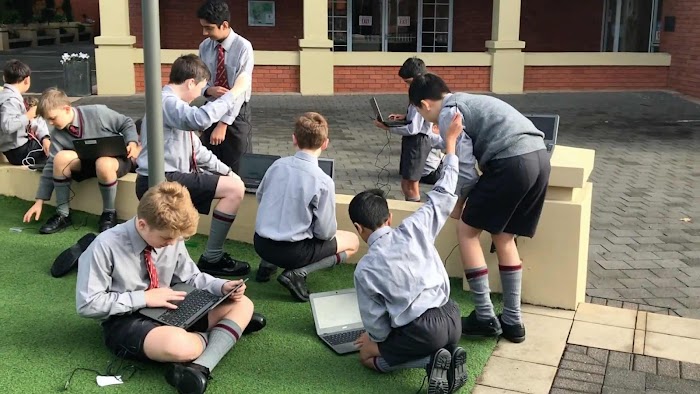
[254,112,359,301]
[76,181,265,394]
[350,112,467,394]
[23,88,139,234]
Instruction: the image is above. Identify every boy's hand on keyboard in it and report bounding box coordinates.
[354,332,370,349]
[145,288,187,309]
[223,280,247,302]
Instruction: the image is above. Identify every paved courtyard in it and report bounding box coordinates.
[74,91,700,319]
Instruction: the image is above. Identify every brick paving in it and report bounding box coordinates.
[74,90,700,318]
[551,345,700,393]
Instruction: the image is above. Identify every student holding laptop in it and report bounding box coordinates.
[76,181,266,394]
[22,88,139,234]
[349,112,467,394]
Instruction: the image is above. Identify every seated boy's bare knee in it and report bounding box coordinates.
[336,230,360,256]
[216,175,244,201]
[95,157,118,179]
[144,327,203,362]
[53,150,79,172]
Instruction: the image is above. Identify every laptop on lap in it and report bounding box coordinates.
[239,153,281,193]
[309,288,366,354]
[73,135,128,161]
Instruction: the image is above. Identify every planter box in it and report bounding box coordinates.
[63,60,92,97]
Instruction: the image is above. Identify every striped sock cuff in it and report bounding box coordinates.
[213,319,242,341]
[212,210,236,223]
[53,177,71,183]
[99,180,118,188]
[465,267,489,280]
[499,264,522,272]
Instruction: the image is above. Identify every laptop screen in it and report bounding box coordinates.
[239,154,279,180]
[526,115,559,142]
[312,292,362,330]
[318,158,334,179]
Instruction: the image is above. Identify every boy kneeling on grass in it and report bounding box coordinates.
[76,181,266,394]
[349,113,467,394]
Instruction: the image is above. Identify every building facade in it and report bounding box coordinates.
[95,0,699,98]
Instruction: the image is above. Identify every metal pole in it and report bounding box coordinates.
[142,0,165,187]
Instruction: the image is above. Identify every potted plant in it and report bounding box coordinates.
[61,52,92,97]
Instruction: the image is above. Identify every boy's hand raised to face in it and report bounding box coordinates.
[445,112,463,153]
[145,287,187,309]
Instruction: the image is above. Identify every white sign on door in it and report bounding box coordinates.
[359,15,372,26]
[397,16,410,27]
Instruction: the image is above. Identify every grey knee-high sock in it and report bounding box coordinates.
[293,251,347,276]
[374,355,431,373]
[53,177,71,217]
[193,319,241,371]
[499,264,523,325]
[202,210,236,262]
[196,332,209,348]
[465,266,496,321]
[99,180,117,212]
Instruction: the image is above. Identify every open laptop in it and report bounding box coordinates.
[239,153,281,192]
[370,97,411,127]
[72,135,128,161]
[525,114,560,153]
[309,288,366,354]
[140,279,248,329]
[318,158,335,179]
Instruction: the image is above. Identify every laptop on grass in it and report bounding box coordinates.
[139,279,248,329]
[73,135,128,162]
[309,288,366,354]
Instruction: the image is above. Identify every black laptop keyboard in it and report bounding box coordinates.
[159,289,220,327]
[323,329,366,346]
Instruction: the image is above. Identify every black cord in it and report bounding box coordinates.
[62,346,141,391]
[374,129,392,195]
[444,243,459,263]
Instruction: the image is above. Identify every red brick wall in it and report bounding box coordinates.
[521,0,604,52]
[524,66,669,91]
[660,0,700,98]
[129,0,302,50]
[334,66,490,93]
[451,0,492,52]
[134,64,300,93]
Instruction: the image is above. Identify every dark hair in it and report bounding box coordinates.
[3,59,31,84]
[294,112,329,150]
[169,54,211,84]
[197,0,230,26]
[398,57,426,79]
[408,73,451,108]
[348,189,390,231]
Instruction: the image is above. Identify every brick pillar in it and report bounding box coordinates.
[661,0,700,99]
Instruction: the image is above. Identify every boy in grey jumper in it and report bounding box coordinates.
[22,88,139,234]
[350,114,467,394]
[135,54,252,278]
[409,73,551,343]
[0,59,50,167]
[254,112,359,301]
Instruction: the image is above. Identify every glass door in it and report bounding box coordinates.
[419,0,451,52]
[352,0,384,51]
[328,0,350,51]
[602,0,657,52]
[387,0,419,52]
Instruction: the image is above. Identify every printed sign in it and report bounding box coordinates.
[397,16,410,27]
[359,15,372,26]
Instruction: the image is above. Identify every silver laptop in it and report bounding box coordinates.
[525,114,560,153]
[309,288,366,354]
[318,158,335,179]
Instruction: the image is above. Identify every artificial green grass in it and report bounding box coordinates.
[0,196,501,394]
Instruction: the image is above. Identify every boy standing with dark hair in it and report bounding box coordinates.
[349,113,467,394]
[408,73,551,343]
[197,0,254,173]
[135,54,253,278]
[77,181,265,394]
[22,88,139,234]
[254,112,359,301]
[0,59,50,167]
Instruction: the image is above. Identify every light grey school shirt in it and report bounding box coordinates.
[76,218,228,321]
[255,151,337,242]
[0,83,49,152]
[135,85,242,176]
[353,154,458,342]
[199,28,254,125]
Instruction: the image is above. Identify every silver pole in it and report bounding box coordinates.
[142,0,164,187]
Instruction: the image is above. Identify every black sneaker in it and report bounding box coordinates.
[461,310,503,338]
[445,344,468,393]
[255,260,278,283]
[277,270,310,302]
[498,314,526,343]
[39,213,72,234]
[98,211,118,232]
[50,232,97,278]
[165,362,210,394]
[425,348,451,394]
[198,253,250,276]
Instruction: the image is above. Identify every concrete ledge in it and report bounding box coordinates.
[0,144,594,310]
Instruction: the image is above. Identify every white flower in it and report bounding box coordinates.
[59,52,90,65]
